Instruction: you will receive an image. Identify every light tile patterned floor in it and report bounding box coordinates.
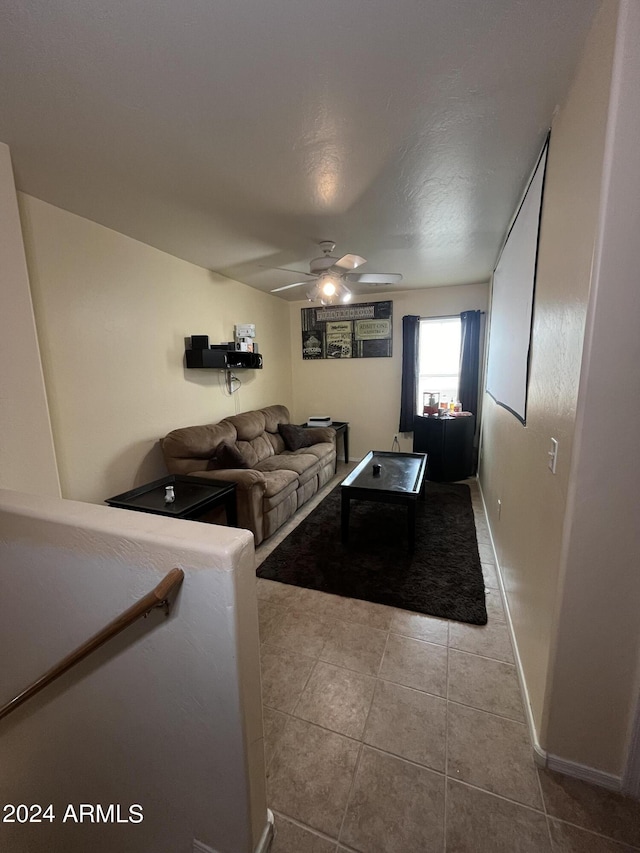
[255,465,640,853]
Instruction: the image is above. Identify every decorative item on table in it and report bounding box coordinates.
[307,416,332,427]
[164,485,175,504]
[423,392,440,416]
[372,462,382,476]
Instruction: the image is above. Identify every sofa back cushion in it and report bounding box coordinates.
[224,411,266,467]
[224,410,266,467]
[161,405,292,474]
[261,404,290,455]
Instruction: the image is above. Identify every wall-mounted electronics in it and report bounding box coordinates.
[186,329,262,369]
[185,348,263,369]
[191,335,210,350]
[234,324,255,339]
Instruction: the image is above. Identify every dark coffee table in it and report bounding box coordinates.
[106,475,237,525]
[340,451,428,550]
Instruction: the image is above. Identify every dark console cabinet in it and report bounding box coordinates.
[412,415,475,482]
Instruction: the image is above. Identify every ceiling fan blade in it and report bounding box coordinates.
[270,281,313,293]
[345,273,403,284]
[259,265,316,277]
[330,254,366,272]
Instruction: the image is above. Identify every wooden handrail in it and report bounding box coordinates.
[0,568,184,722]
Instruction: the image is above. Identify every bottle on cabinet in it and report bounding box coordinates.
[422,392,440,416]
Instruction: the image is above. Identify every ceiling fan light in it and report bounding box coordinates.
[306,283,320,302]
[321,278,337,297]
[340,284,352,303]
[320,289,340,306]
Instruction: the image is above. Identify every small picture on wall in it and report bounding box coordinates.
[302,330,324,359]
[301,301,393,359]
[326,321,353,359]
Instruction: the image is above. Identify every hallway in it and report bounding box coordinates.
[255,470,640,852]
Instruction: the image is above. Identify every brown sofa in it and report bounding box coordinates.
[161,405,336,545]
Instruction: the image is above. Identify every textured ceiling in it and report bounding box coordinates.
[0,0,599,299]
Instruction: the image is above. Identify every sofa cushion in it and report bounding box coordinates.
[261,404,291,434]
[278,423,317,452]
[211,441,250,470]
[237,435,275,467]
[261,469,299,502]
[187,468,266,490]
[263,491,298,540]
[227,410,267,442]
[255,453,320,486]
[295,441,335,464]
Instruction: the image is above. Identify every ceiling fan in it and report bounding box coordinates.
[268,241,403,304]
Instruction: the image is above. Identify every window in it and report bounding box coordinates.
[418,317,461,412]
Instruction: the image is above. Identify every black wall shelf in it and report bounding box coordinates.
[185,349,263,369]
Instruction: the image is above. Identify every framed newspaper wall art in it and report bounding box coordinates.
[301,301,393,359]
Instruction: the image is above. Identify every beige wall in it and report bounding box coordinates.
[19,194,293,503]
[289,283,489,459]
[479,0,618,759]
[0,144,60,497]
[544,0,640,778]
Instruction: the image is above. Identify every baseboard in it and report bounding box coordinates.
[254,809,275,853]
[193,809,274,853]
[622,696,640,797]
[477,478,548,769]
[546,754,622,792]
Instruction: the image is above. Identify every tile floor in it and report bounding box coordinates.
[255,464,640,853]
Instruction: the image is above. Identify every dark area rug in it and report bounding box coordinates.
[257,481,487,625]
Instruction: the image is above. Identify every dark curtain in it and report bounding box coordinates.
[459,310,482,416]
[399,315,420,432]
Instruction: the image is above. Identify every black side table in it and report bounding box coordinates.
[106,475,237,526]
[300,420,349,468]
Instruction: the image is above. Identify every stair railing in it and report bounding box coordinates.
[0,567,184,722]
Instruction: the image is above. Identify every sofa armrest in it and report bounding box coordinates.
[304,426,336,444]
[188,468,267,544]
[188,468,267,492]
